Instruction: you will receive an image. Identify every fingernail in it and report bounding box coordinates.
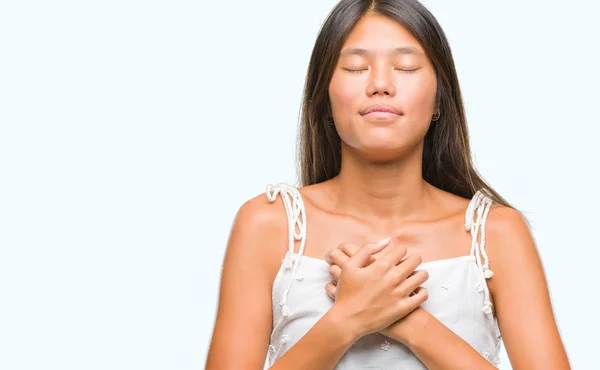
[375,237,391,247]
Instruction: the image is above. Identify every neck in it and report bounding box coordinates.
[330,145,432,223]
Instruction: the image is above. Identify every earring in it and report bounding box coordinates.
[432,108,441,121]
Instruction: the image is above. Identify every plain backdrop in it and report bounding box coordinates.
[1,0,598,369]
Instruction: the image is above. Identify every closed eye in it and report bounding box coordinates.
[344,68,420,74]
[394,68,419,73]
[343,68,367,74]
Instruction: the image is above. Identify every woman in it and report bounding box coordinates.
[206,0,569,369]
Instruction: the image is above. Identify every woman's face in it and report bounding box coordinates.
[328,14,438,162]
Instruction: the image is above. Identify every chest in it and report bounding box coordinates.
[298,209,473,263]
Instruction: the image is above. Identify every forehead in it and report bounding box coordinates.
[340,14,424,56]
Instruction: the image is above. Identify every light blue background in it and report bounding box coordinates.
[0,1,598,369]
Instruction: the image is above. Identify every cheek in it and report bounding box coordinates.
[401,74,437,114]
[328,74,362,115]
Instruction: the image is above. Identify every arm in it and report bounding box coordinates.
[269,306,359,370]
[205,196,278,369]
[383,206,570,369]
[205,195,361,370]
[484,206,569,368]
[383,308,496,369]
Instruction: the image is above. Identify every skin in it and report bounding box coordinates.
[206,13,570,369]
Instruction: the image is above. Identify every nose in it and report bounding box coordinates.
[366,63,396,97]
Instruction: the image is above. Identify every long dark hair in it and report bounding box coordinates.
[298,0,511,207]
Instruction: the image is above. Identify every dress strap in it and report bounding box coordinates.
[465,189,495,315]
[265,183,307,318]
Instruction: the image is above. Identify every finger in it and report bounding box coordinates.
[373,240,412,262]
[339,243,378,265]
[404,254,424,272]
[328,249,352,269]
[329,264,342,282]
[389,254,424,282]
[325,243,355,265]
[368,237,392,254]
[338,243,359,257]
[377,241,409,268]
[406,287,428,306]
[324,243,356,265]
[325,281,336,299]
[348,238,391,268]
[399,269,429,295]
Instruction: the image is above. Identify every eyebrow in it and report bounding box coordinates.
[339,46,424,57]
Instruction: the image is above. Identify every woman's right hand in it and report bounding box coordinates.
[324,238,429,339]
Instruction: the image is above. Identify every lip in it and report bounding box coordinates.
[360,104,401,116]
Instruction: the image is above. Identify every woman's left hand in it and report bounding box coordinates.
[324,242,429,342]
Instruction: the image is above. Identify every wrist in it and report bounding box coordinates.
[396,307,432,348]
[326,304,363,346]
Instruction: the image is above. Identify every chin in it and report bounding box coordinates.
[348,142,408,162]
[347,132,423,162]
[357,130,404,149]
[339,122,424,157]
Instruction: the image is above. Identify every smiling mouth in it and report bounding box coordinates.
[360,105,402,116]
[361,111,401,120]
[363,111,399,116]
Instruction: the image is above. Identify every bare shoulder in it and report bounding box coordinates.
[483,202,543,301]
[485,204,536,271]
[487,203,529,229]
[228,190,290,275]
[235,191,288,238]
